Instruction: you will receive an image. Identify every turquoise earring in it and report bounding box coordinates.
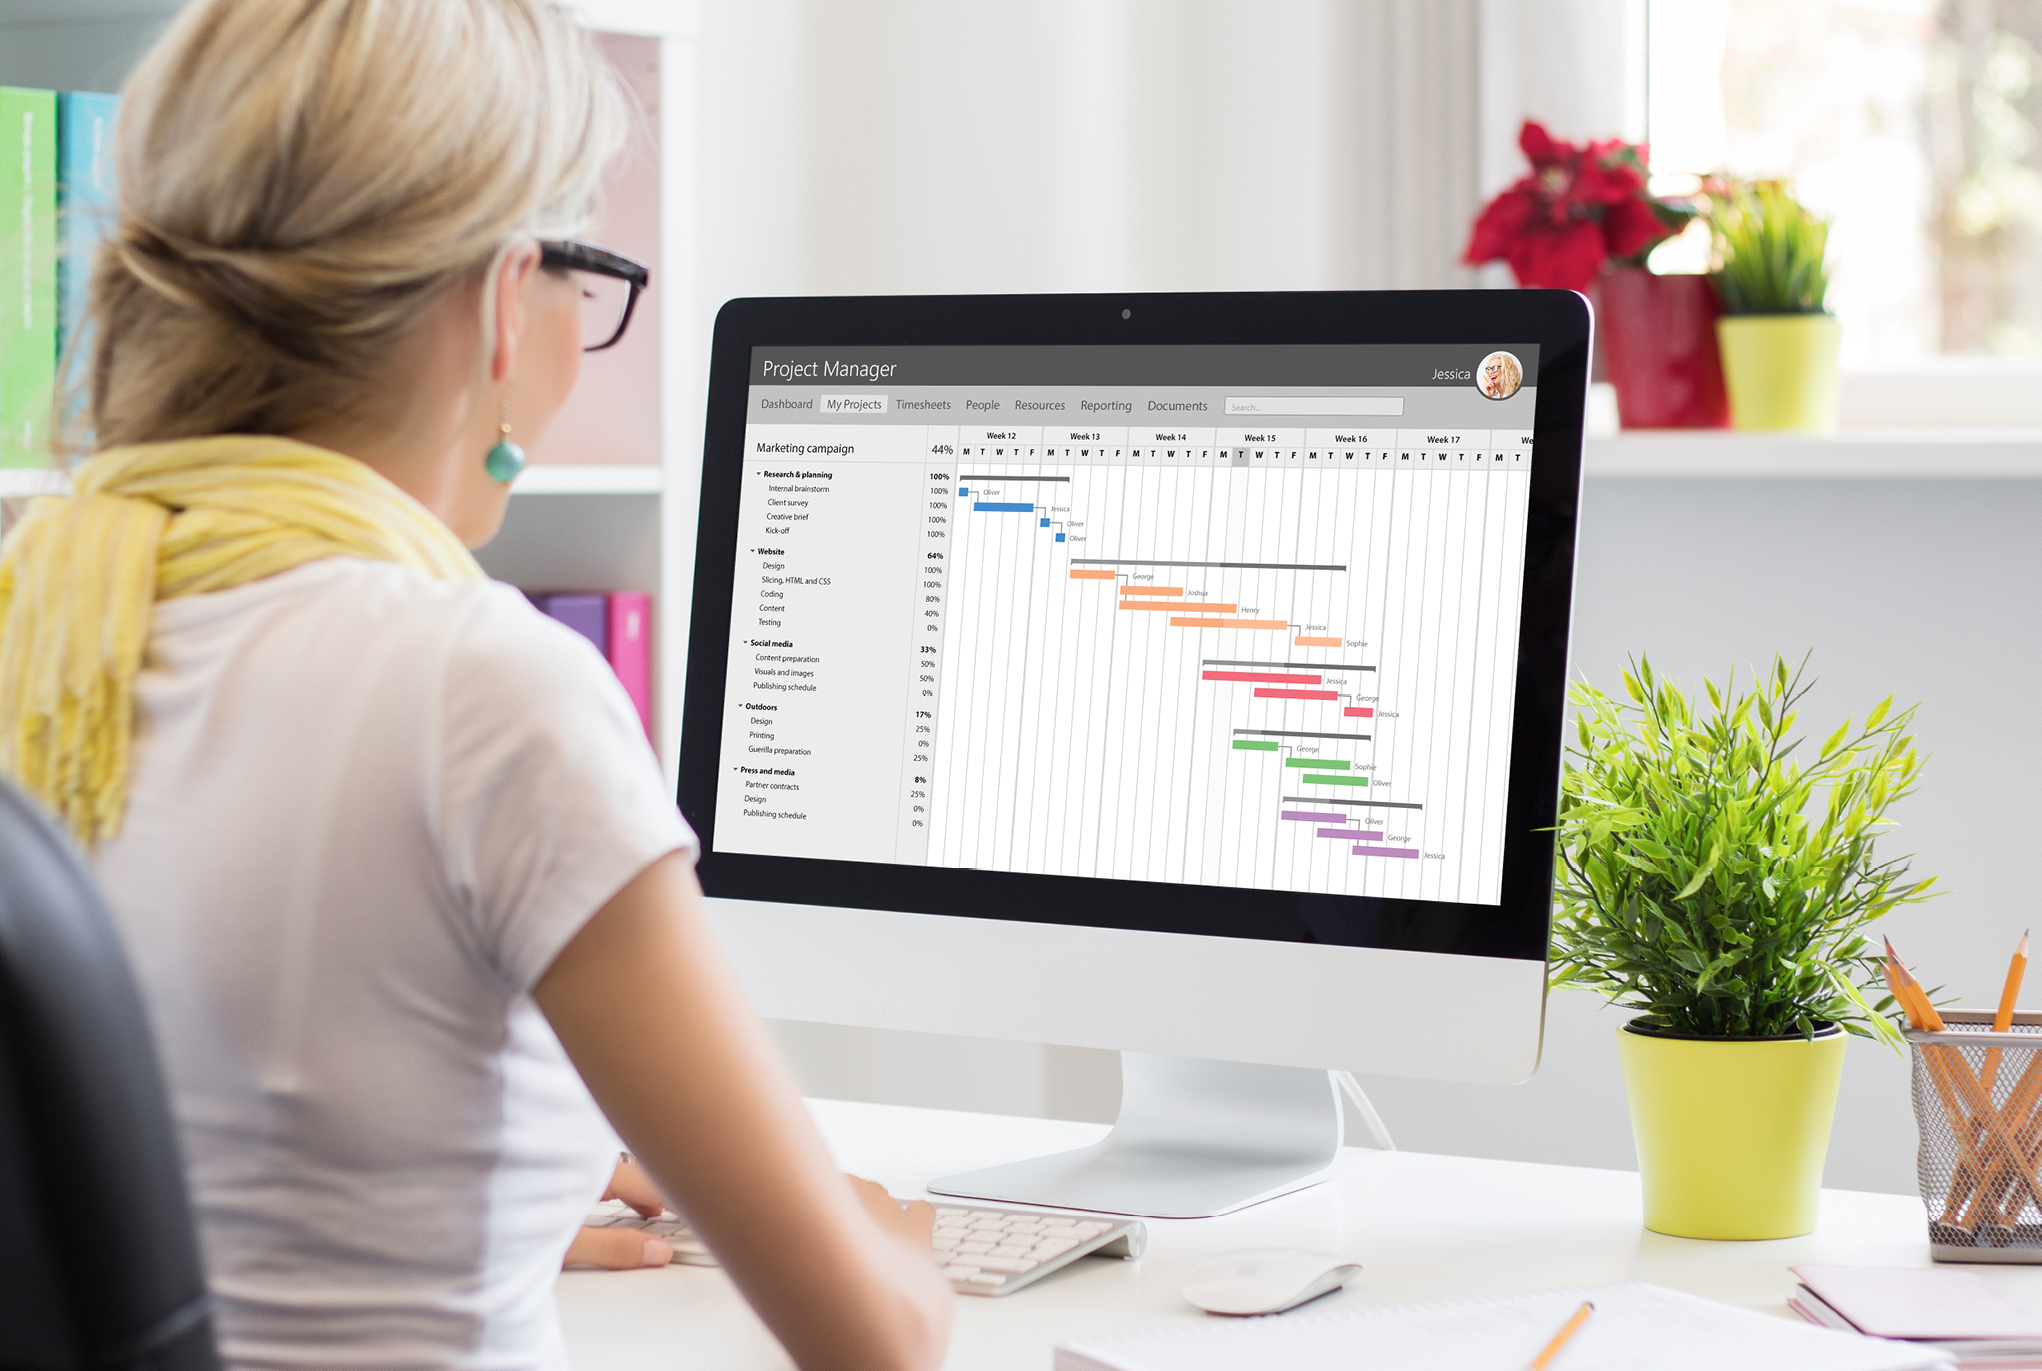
[484,404,527,484]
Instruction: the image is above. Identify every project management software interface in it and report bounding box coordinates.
[715,344,1541,906]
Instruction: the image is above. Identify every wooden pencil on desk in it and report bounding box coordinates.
[1526,1301,1594,1371]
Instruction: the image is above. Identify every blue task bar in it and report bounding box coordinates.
[1039,518,1051,527]
[958,487,968,496]
[1055,533,1066,542]
[973,502,1035,513]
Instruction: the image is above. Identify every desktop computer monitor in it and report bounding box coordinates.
[679,291,1591,1218]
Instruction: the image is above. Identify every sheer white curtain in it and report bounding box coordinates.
[697,0,1495,312]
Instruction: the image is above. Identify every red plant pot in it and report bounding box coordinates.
[1597,268,1730,429]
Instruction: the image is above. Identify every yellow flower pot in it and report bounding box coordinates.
[1715,314,1842,431]
[1617,1022,1847,1239]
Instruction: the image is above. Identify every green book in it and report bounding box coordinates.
[1,87,58,469]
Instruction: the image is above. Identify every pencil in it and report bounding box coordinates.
[1883,948,1922,1030]
[1527,1301,1594,1371]
[1984,930,2031,1090]
[1996,933,2029,1034]
[1980,933,2035,1225]
[1894,951,1947,1032]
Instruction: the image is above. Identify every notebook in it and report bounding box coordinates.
[1791,1267,2042,1342]
[1053,1282,1952,1371]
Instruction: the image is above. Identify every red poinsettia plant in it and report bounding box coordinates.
[1464,121,1699,293]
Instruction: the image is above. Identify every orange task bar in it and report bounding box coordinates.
[1123,600,1236,613]
[1069,569,1117,581]
[1170,617,1289,630]
[1295,635,1342,647]
[1120,586,1184,597]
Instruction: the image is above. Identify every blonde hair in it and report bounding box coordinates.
[67,0,626,452]
[1482,352,1523,396]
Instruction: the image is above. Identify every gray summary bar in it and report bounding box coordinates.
[1235,729,1372,741]
[1205,658,1375,672]
[1283,796,1424,810]
[1074,558,1346,572]
[958,474,1072,482]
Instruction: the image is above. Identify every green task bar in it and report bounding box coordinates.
[1285,758,1350,770]
[1232,739,1281,751]
[1302,772,1370,787]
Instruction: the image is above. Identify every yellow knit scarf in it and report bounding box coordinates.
[0,434,482,845]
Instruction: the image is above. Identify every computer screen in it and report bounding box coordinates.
[695,335,1563,947]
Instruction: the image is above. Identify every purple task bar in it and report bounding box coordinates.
[1318,827,1387,840]
[1353,845,1421,859]
[1281,811,1348,823]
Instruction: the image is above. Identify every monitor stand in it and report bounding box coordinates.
[927,1052,1343,1219]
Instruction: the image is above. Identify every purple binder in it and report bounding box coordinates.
[529,593,608,657]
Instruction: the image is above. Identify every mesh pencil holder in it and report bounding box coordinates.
[1908,1009,2042,1263]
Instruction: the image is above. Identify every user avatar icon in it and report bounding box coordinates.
[1477,351,1523,400]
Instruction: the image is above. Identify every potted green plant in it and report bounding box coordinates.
[1710,181,1840,430]
[1551,656,1935,1239]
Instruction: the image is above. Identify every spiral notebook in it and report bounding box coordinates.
[1054,1282,1952,1371]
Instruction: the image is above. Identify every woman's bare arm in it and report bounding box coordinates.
[535,852,951,1371]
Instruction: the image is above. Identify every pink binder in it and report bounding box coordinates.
[606,592,652,740]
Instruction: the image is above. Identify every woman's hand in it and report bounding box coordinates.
[607,1154,667,1216]
[847,1176,936,1252]
[562,1156,674,1270]
[563,1226,671,1270]
[563,1169,930,1275]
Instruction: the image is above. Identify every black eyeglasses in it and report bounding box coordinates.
[539,239,650,352]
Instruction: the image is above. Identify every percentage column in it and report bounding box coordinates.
[892,425,959,863]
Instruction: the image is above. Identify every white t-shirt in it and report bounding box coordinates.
[93,558,694,1371]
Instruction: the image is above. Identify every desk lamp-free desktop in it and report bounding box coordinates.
[678,290,1589,1219]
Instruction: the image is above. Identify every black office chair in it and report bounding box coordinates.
[0,779,221,1370]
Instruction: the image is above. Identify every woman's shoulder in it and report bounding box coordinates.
[154,557,607,698]
[155,555,513,627]
[170,556,560,645]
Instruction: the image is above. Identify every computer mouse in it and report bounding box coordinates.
[1181,1248,1362,1316]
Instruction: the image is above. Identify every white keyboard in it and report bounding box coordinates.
[582,1198,1146,1297]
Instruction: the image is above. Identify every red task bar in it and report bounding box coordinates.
[1203,670,1322,685]
[1254,688,1339,701]
[1344,706,1375,718]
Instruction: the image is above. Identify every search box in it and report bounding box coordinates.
[1224,396,1405,417]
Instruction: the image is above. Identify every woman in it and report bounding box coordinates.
[0,2,950,1369]
[1478,351,1523,400]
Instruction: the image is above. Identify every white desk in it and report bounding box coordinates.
[559,1099,2042,1370]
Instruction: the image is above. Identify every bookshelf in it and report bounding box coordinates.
[0,1,702,780]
